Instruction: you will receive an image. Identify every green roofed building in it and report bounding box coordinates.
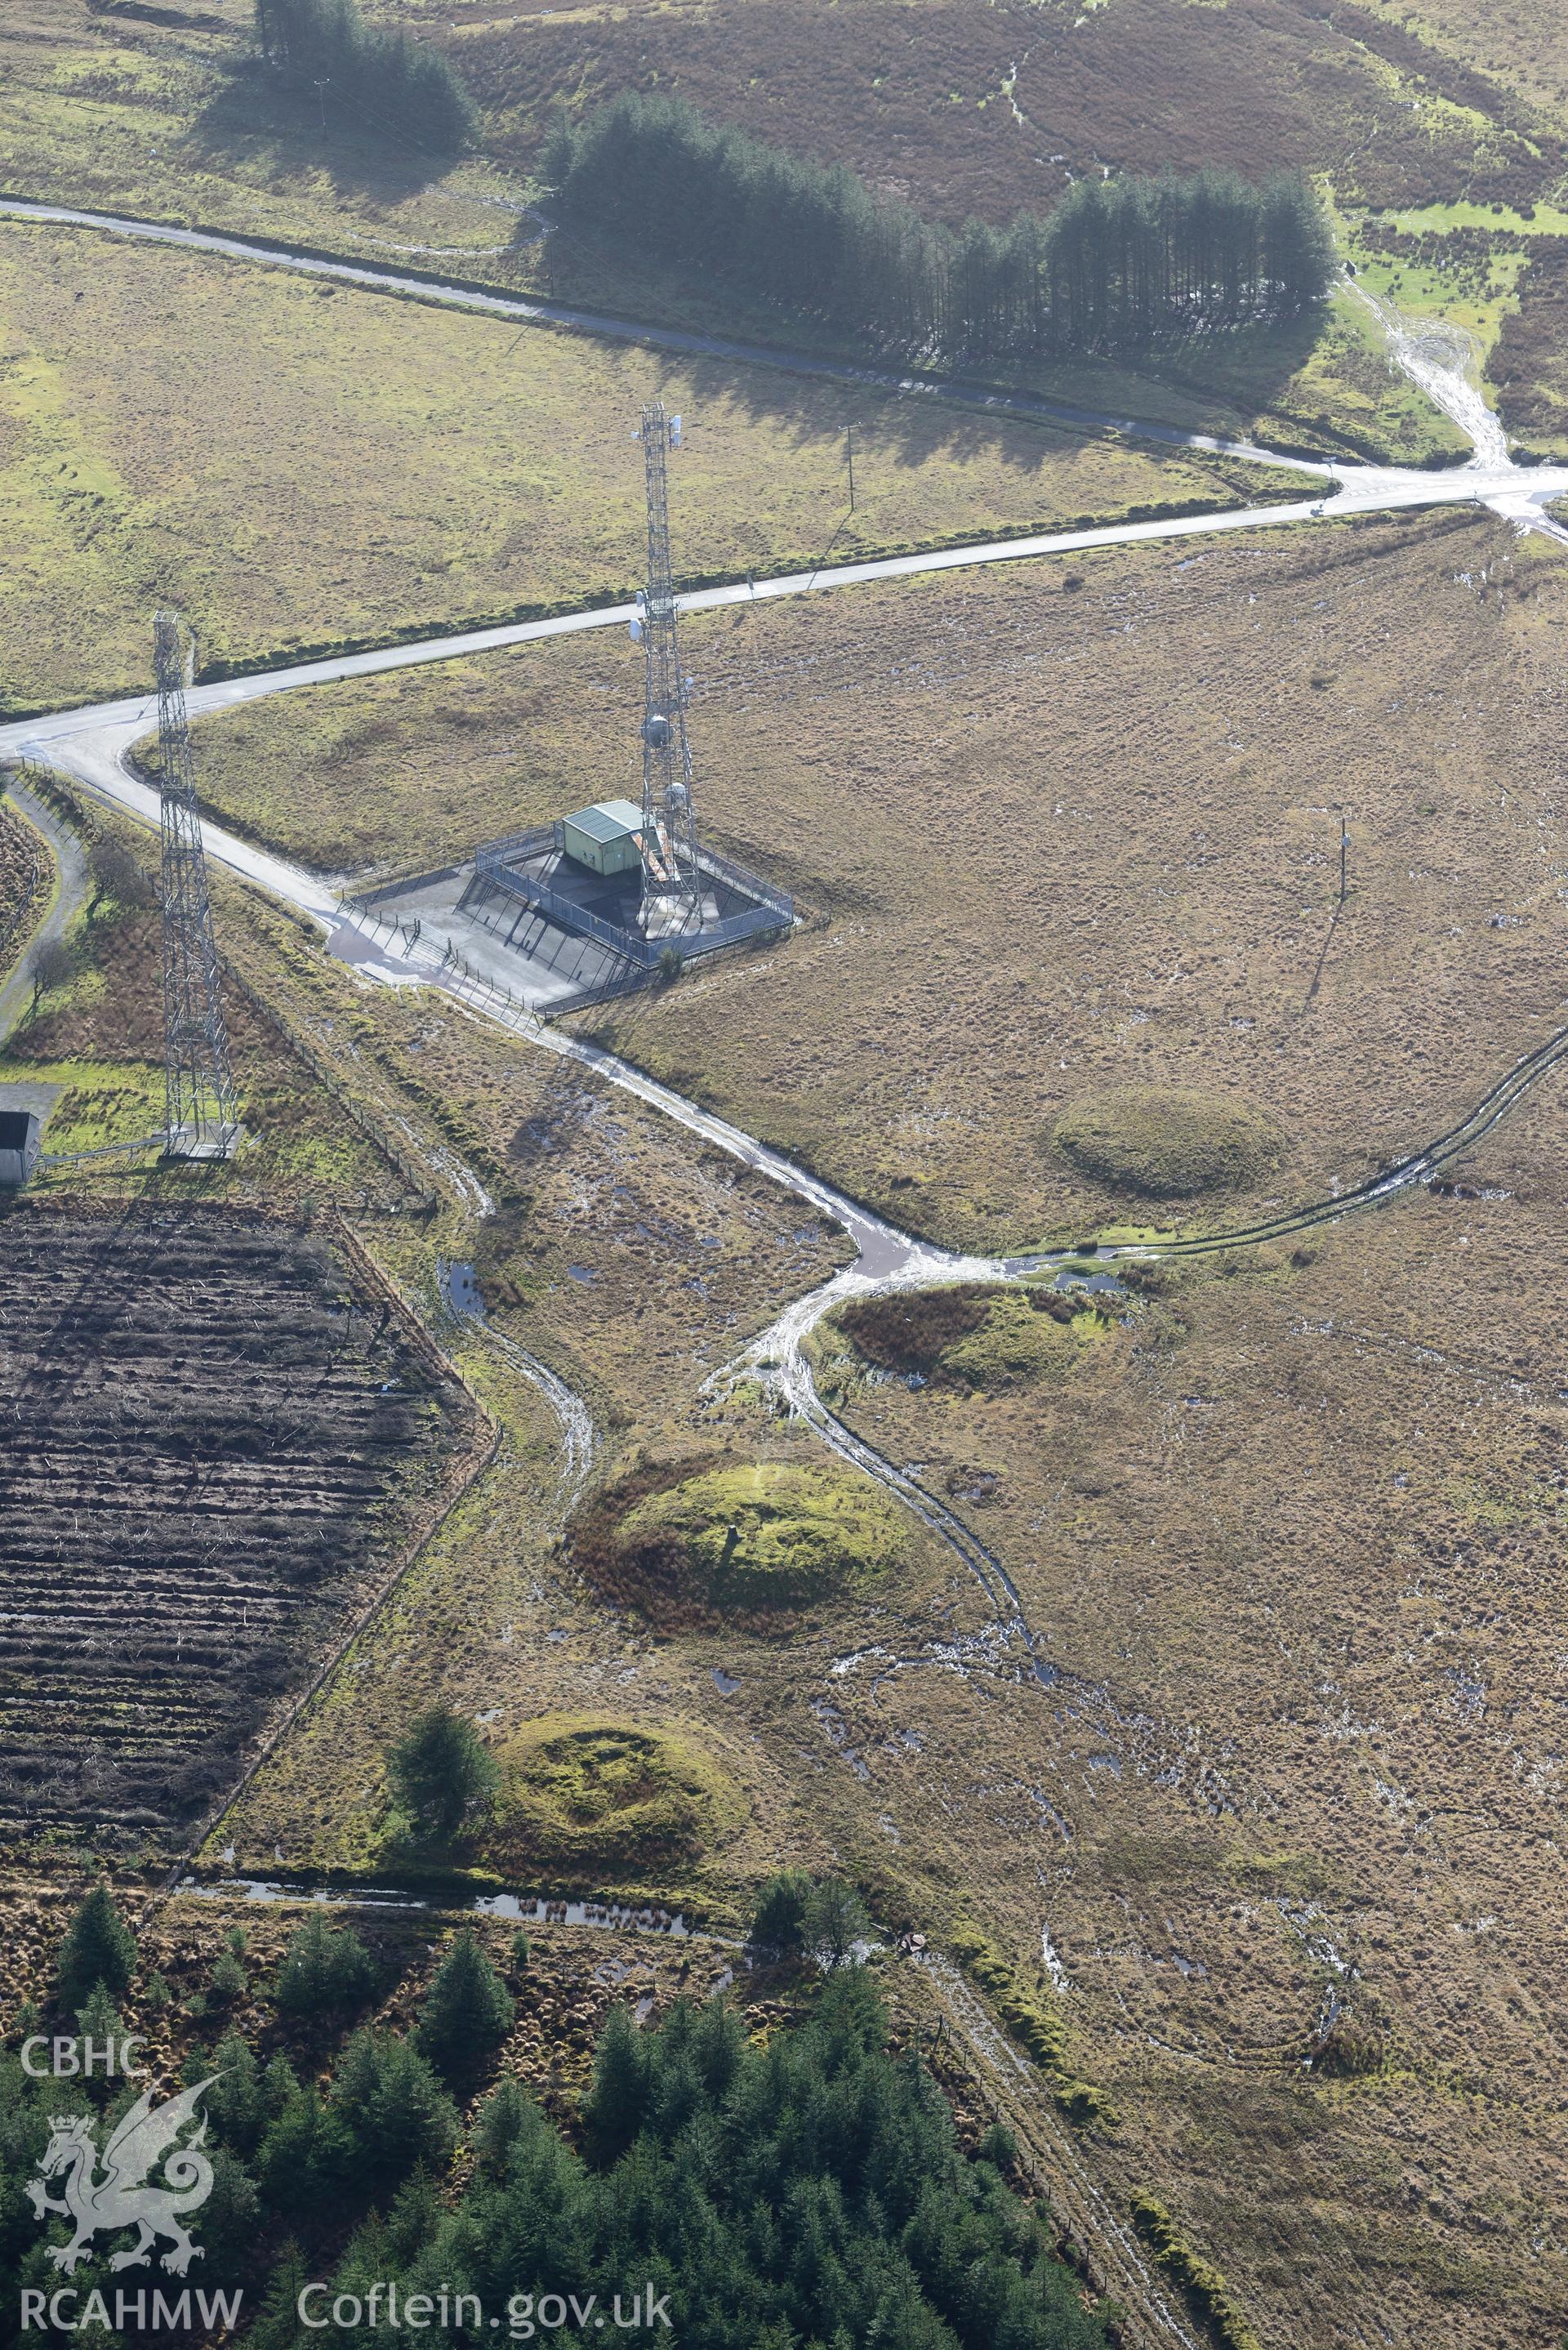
[560,799,644,878]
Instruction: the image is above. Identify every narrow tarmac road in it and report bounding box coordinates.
[0,194,1330,473]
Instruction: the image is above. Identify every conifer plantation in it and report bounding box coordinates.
[252,0,475,151]
[248,1976,1107,2350]
[544,94,1334,362]
[6,1938,1107,2350]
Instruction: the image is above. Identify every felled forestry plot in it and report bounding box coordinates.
[0,1204,459,1844]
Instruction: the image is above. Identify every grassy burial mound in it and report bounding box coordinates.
[1052,1084,1289,1202]
[198,513,1554,1257]
[0,1205,463,1848]
[570,1454,906,1627]
[831,1281,1116,1395]
[483,1713,743,1876]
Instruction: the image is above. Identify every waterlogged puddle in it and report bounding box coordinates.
[711,1666,742,1696]
[1040,1925,1071,1994]
[1028,1788,1073,1841]
[830,1621,1030,1688]
[437,1260,485,1321]
[180,1877,430,1913]
[475,1893,693,1939]
[812,1697,871,1781]
[177,1877,697,1938]
[1054,1267,1126,1298]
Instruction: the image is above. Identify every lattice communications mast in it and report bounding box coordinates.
[154,610,238,1156]
[636,401,701,931]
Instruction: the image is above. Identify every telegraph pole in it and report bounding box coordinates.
[154,611,238,1158]
[635,401,701,934]
[1338,806,1349,907]
[845,421,857,514]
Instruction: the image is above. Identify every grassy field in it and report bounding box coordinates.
[437,0,1557,450]
[13,0,1557,252]
[16,4,1568,2337]
[1487,247,1568,457]
[798,1077,1568,2348]
[0,220,1313,713]
[0,796,42,978]
[33,497,1568,2342]
[1359,0,1568,116]
[195,979,882,1902]
[187,506,1568,1254]
[0,775,438,1203]
[178,689,1568,2350]
[451,0,1562,225]
[0,0,526,263]
[0,0,1489,494]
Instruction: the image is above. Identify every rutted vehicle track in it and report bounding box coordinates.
[480,1323,597,1513]
[915,1951,1206,2350]
[3,207,1560,2348]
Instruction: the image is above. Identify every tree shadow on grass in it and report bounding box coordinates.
[536,225,1340,479]
[190,56,457,210]
[624,319,1337,493]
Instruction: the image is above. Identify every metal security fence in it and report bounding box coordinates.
[471,829,793,970]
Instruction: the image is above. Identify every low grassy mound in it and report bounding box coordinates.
[834,1282,1108,1393]
[836,1285,994,1373]
[484,1715,742,1875]
[572,1455,906,1627]
[1052,1085,1287,1200]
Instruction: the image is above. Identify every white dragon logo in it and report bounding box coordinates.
[28,2077,216,2276]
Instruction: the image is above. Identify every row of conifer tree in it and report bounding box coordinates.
[545,95,1335,359]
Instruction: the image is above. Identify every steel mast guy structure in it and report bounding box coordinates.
[635,400,702,934]
[154,609,238,1157]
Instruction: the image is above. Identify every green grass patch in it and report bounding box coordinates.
[949,1922,1066,2071]
[1382,200,1568,238]
[1129,2192,1262,2350]
[0,1054,163,1153]
[576,1454,907,1626]
[0,220,1297,715]
[482,1712,744,1876]
[831,1282,1114,1395]
[949,1925,1113,2125]
[625,1459,905,1608]
[1145,287,1472,466]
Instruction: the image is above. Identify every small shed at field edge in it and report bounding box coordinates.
[560,799,644,878]
[0,1109,40,1186]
